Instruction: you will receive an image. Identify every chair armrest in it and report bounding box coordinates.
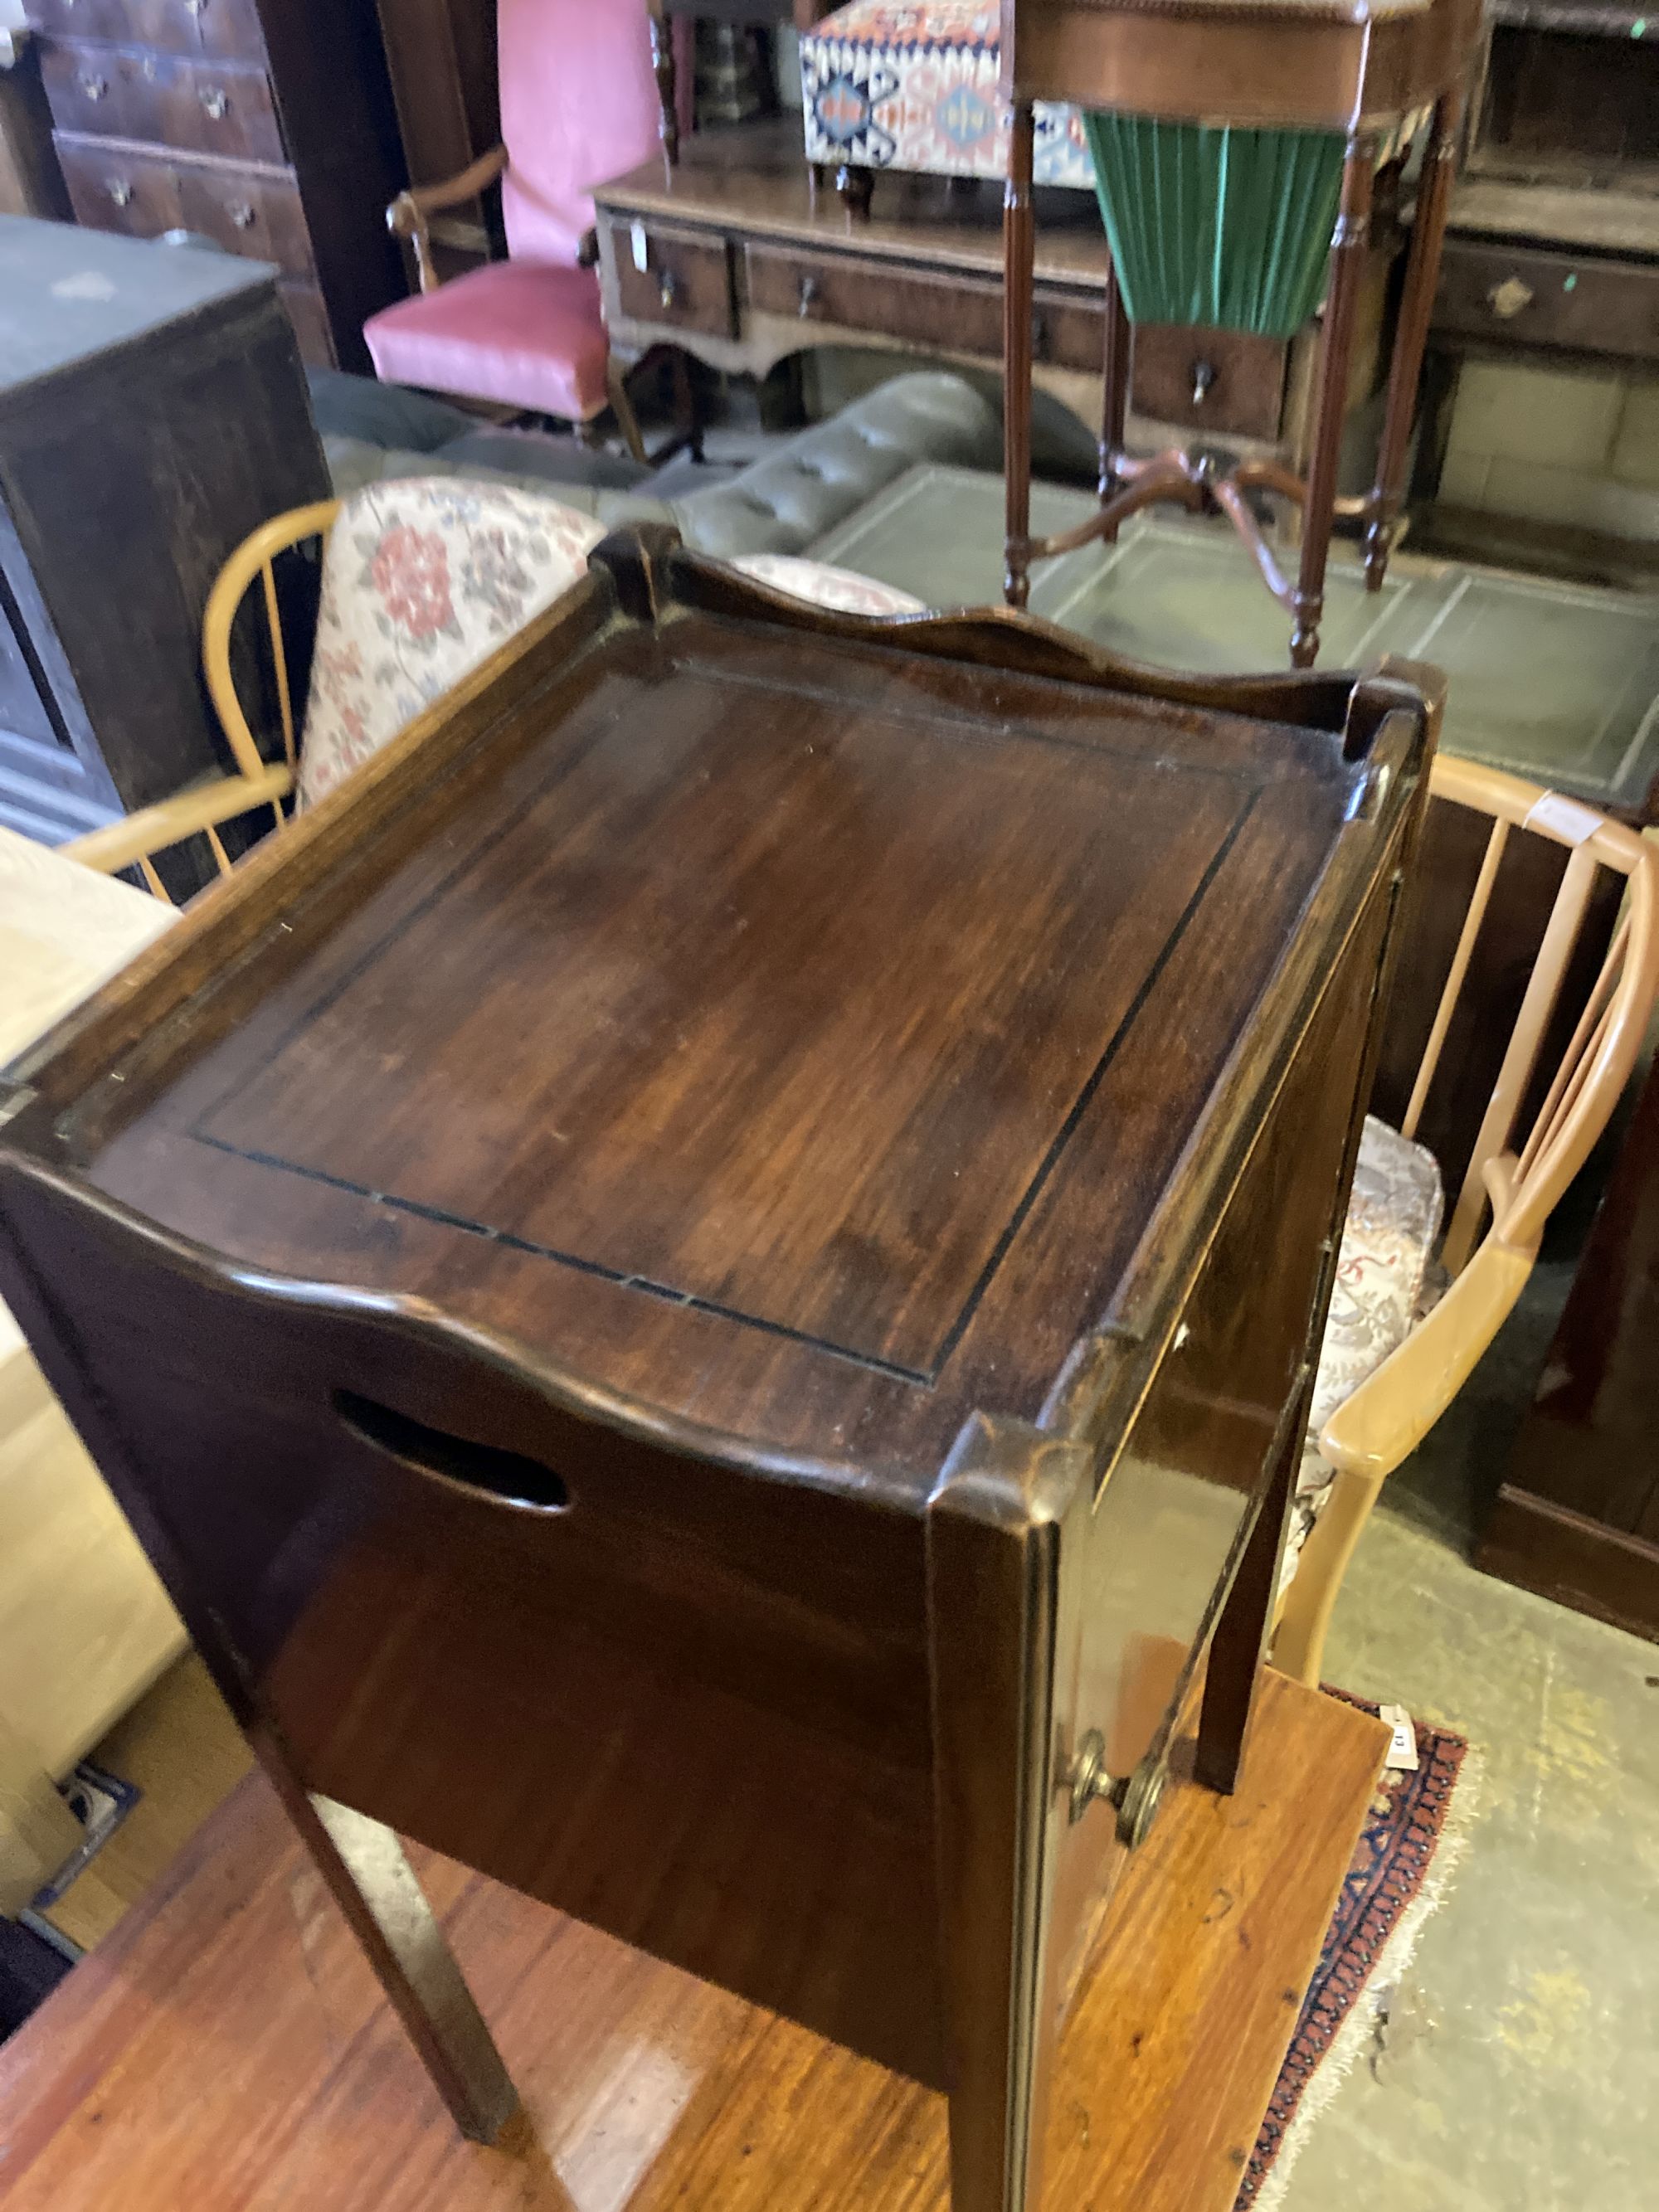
[387,146,507,295]
[1317,1235,1537,1481]
[65,766,294,879]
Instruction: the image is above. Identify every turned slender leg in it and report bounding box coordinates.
[255,1736,519,2143]
[1290,137,1375,668]
[649,3,678,167]
[1003,103,1036,610]
[834,163,874,218]
[1194,1389,1306,1796]
[1364,94,1460,589]
[1097,250,1131,536]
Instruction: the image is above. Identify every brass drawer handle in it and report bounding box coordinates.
[1191,358,1216,406]
[797,273,820,317]
[1487,276,1535,320]
[229,199,255,228]
[77,73,109,100]
[108,177,133,207]
[200,87,229,119]
[658,270,679,309]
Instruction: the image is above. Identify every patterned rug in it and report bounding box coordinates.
[1235,1697,1479,2210]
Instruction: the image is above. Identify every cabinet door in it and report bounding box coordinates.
[1046,856,1400,2011]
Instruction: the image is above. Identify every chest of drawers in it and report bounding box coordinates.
[26,0,406,369]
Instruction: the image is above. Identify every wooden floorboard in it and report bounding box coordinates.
[0,1669,1384,2211]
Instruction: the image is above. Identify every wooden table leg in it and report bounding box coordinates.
[835,163,874,218]
[1003,102,1036,610]
[1098,252,1131,537]
[649,2,678,168]
[0,1708,84,1920]
[928,1419,1092,2212]
[255,1735,520,2145]
[1290,136,1375,668]
[1193,1387,1304,1796]
[1363,94,1460,591]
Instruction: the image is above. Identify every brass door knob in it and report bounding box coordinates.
[1068,1730,1165,1849]
[1487,276,1535,320]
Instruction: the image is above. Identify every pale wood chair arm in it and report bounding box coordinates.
[387,146,508,294]
[65,765,294,885]
[1272,1232,1538,1686]
[1316,1234,1538,1483]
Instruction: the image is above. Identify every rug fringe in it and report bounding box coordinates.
[1248,1743,1486,2212]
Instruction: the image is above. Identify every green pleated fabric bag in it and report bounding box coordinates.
[1081,114,1346,338]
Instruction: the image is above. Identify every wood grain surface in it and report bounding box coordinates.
[0,1668,1387,2212]
[0,537,1428,2209]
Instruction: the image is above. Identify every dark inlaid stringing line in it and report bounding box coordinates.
[184,789,1257,1389]
[188,1130,934,1386]
[926,787,1262,1377]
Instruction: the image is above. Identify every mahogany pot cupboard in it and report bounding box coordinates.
[0,535,1437,2212]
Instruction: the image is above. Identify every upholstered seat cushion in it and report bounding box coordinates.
[730,552,927,615]
[1279,1116,1444,1594]
[362,260,612,423]
[296,478,606,810]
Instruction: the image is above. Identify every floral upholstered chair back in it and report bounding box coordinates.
[296,479,607,810]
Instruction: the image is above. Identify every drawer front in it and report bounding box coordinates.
[56,127,182,235]
[1434,241,1659,363]
[1032,290,1105,374]
[40,40,284,164]
[27,0,266,62]
[280,277,333,367]
[607,221,735,338]
[749,241,1003,357]
[56,132,313,280]
[176,154,309,274]
[1130,323,1288,441]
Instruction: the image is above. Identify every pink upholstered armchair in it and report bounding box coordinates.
[365,0,669,459]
